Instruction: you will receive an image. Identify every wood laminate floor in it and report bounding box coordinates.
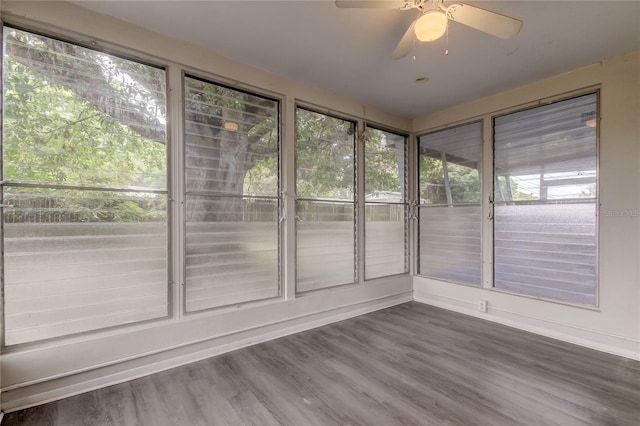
[4,302,640,426]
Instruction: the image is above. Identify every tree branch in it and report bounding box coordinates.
[41,111,102,144]
[5,31,167,143]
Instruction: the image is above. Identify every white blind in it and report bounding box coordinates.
[296,201,356,292]
[4,218,168,344]
[419,206,482,285]
[494,203,596,304]
[493,93,597,305]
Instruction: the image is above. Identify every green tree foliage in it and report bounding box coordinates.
[419,155,481,204]
[3,28,167,222]
[3,60,165,190]
[295,108,355,201]
[244,157,278,195]
[495,175,538,202]
[364,128,403,197]
[4,28,406,224]
[183,76,279,221]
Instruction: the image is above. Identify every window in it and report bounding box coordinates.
[493,93,598,305]
[417,122,483,286]
[183,76,280,312]
[295,108,356,292]
[2,27,168,344]
[364,126,408,279]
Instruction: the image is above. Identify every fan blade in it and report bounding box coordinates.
[335,1,413,9]
[446,3,523,39]
[392,20,416,59]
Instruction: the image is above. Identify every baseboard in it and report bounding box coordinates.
[413,290,640,361]
[2,292,412,413]
[5,287,635,413]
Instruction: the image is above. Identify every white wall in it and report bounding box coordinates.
[413,50,640,360]
[0,1,412,412]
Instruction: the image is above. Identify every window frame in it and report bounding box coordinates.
[0,24,173,346]
[490,90,600,307]
[415,120,484,287]
[181,71,283,314]
[363,124,410,281]
[294,105,358,294]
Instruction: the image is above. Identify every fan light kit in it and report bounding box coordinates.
[414,10,448,42]
[336,0,523,59]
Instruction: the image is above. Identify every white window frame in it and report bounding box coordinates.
[363,124,410,281]
[413,88,600,308]
[181,71,283,314]
[294,105,358,293]
[490,91,600,307]
[0,25,173,345]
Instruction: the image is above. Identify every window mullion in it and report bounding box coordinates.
[356,120,365,284]
[482,115,494,289]
[282,99,296,300]
[169,65,184,320]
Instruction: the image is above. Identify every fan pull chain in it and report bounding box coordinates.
[445,22,450,56]
[413,34,417,61]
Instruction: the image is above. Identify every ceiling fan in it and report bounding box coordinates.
[335,0,523,59]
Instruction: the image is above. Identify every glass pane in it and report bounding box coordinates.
[184,76,279,197]
[417,122,482,286]
[296,108,355,201]
[296,200,355,292]
[494,93,597,305]
[494,93,597,202]
[185,196,279,312]
[364,127,406,202]
[3,28,167,191]
[418,122,482,205]
[365,203,407,280]
[183,77,279,311]
[418,205,482,286]
[3,188,168,345]
[494,203,597,305]
[2,27,169,344]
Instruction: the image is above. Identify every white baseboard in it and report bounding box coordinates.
[2,292,412,413]
[4,288,637,413]
[413,290,640,361]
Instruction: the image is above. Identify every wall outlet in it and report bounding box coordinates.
[478,299,488,313]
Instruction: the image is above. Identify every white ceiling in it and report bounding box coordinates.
[73,0,640,119]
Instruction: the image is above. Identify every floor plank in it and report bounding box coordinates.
[4,302,640,425]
